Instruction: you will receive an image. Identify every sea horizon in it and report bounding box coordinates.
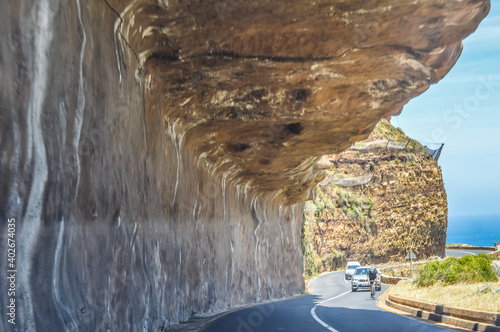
[446,214,500,247]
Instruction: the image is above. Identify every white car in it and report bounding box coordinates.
[351,266,382,292]
[344,261,361,280]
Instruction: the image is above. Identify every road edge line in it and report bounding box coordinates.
[376,285,396,313]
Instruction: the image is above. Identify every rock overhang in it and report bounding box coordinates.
[110,0,489,204]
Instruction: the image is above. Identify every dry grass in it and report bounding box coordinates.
[391,280,500,313]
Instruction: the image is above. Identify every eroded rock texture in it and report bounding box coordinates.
[0,0,488,330]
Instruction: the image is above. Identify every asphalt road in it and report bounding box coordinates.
[201,271,451,332]
[445,248,493,257]
[200,250,486,331]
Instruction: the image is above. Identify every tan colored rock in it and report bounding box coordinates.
[120,0,488,203]
[305,120,447,269]
[0,0,489,330]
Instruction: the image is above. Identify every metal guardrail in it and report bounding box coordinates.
[324,173,374,187]
[349,139,409,151]
[446,244,497,251]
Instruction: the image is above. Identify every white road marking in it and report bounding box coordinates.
[310,290,351,332]
[318,290,352,305]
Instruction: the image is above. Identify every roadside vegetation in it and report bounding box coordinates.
[301,205,344,279]
[414,254,497,287]
[391,254,500,312]
[392,280,500,312]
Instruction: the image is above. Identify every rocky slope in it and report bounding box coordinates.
[303,120,448,275]
[0,1,487,330]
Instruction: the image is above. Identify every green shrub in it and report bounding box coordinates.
[322,250,345,272]
[352,206,361,217]
[348,210,357,220]
[301,217,319,278]
[350,194,360,207]
[414,254,498,287]
[337,191,348,208]
[362,197,373,209]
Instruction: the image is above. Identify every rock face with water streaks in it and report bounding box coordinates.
[0,0,489,330]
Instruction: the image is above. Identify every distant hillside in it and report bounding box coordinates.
[302,120,447,276]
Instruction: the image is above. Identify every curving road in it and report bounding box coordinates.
[200,271,451,332]
[200,250,486,331]
[445,248,492,257]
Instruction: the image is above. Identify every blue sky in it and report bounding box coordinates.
[395,1,500,221]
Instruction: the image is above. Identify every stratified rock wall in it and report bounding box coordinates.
[0,0,488,330]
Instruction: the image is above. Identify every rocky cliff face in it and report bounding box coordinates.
[0,0,487,330]
[303,120,448,275]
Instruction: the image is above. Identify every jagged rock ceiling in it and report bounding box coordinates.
[109,0,488,204]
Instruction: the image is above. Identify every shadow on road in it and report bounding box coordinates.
[201,294,322,332]
[314,306,452,332]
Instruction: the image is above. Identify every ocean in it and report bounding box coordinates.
[446,215,500,247]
